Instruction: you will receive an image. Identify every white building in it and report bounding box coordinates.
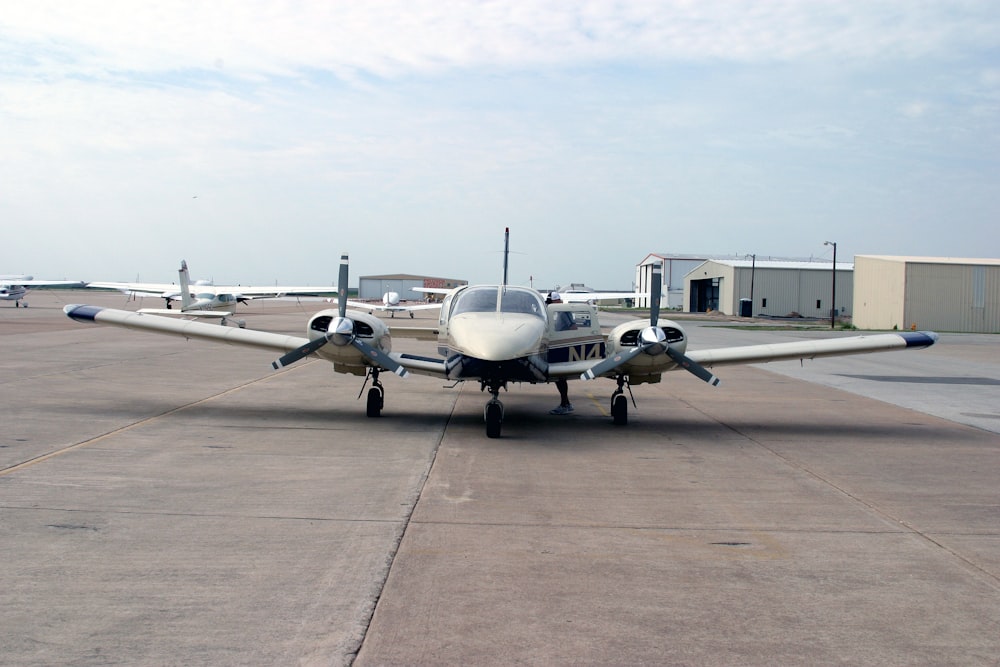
[635,254,741,309]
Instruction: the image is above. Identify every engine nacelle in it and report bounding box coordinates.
[605,318,689,384]
[305,308,393,376]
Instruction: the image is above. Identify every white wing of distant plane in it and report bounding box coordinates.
[86,281,338,300]
[86,259,338,304]
[85,281,184,300]
[1,279,84,287]
[558,290,642,303]
[2,278,83,305]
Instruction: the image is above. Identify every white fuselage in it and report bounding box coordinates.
[436,285,551,382]
[0,284,28,301]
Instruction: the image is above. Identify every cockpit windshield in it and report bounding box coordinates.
[451,286,545,319]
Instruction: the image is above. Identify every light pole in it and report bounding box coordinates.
[824,241,837,329]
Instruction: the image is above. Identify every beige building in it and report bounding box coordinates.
[853,256,1000,333]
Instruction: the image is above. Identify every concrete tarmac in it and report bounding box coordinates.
[2,292,999,665]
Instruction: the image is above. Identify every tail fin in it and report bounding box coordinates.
[178,260,194,310]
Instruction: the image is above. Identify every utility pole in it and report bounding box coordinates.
[824,241,837,329]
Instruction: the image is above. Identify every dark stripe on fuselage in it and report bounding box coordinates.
[63,304,104,323]
[546,341,606,364]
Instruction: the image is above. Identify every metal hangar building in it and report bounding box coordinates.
[683,259,854,319]
[852,256,1000,333]
[358,274,466,301]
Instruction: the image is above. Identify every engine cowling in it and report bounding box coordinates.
[605,318,689,384]
[305,308,393,376]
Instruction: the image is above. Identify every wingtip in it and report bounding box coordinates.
[899,331,939,349]
[64,304,103,322]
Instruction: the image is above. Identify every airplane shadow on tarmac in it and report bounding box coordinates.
[44,395,984,447]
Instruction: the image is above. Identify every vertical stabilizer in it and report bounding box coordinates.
[178,260,194,310]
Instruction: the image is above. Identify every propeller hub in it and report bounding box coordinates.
[328,316,355,346]
[639,326,667,355]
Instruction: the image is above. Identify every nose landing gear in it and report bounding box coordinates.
[482,380,506,438]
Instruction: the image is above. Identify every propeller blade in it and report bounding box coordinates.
[666,347,721,386]
[350,339,409,377]
[337,253,349,320]
[272,335,330,369]
[650,264,662,325]
[580,345,646,380]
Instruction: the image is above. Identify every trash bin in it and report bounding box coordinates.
[739,298,752,317]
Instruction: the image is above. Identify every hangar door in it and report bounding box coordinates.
[690,277,720,313]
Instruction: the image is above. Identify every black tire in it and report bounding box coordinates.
[485,402,502,438]
[366,387,383,418]
[611,393,628,426]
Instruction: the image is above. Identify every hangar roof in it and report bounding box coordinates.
[856,255,1000,265]
[706,259,854,271]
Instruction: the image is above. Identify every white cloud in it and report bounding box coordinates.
[3,1,998,83]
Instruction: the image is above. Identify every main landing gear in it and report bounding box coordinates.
[482,380,506,438]
[610,375,635,426]
[363,369,385,418]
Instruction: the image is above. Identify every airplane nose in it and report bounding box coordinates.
[450,314,547,361]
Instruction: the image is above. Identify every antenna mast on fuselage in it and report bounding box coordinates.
[502,227,509,287]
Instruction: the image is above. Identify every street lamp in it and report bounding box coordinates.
[824,241,837,329]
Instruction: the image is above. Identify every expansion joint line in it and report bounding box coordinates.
[1,370,296,477]
[677,397,1000,592]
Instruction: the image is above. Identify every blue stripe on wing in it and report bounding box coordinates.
[63,305,104,322]
[898,331,939,349]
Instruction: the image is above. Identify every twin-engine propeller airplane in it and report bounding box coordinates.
[86,260,338,326]
[64,235,939,438]
[1,275,84,307]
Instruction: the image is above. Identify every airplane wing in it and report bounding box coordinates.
[217,286,339,298]
[85,281,182,298]
[345,299,441,313]
[560,291,642,303]
[548,331,938,380]
[411,287,456,296]
[6,280,84,287]
[64,305,308,353]
[685,331,938,368]
[137,308,232,319]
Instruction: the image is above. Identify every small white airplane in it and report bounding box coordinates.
[86,261,338,326]
[342,291,442,318]
[1,275,83,307]
[64,232,939,438]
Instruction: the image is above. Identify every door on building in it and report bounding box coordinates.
[689,278,720,312]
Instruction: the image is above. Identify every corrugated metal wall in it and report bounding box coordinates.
[689,262,853,317]
[359,278,425,300]
[905,262,1000,332]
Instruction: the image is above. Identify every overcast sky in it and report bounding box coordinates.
[3,1,998,289]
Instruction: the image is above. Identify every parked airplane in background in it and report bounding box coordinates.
[343,291,442,318]
[1,275,83,307]
[86,261,338,326]
[64,232,939,438]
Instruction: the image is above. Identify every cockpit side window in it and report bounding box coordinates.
[500,289,544,317]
